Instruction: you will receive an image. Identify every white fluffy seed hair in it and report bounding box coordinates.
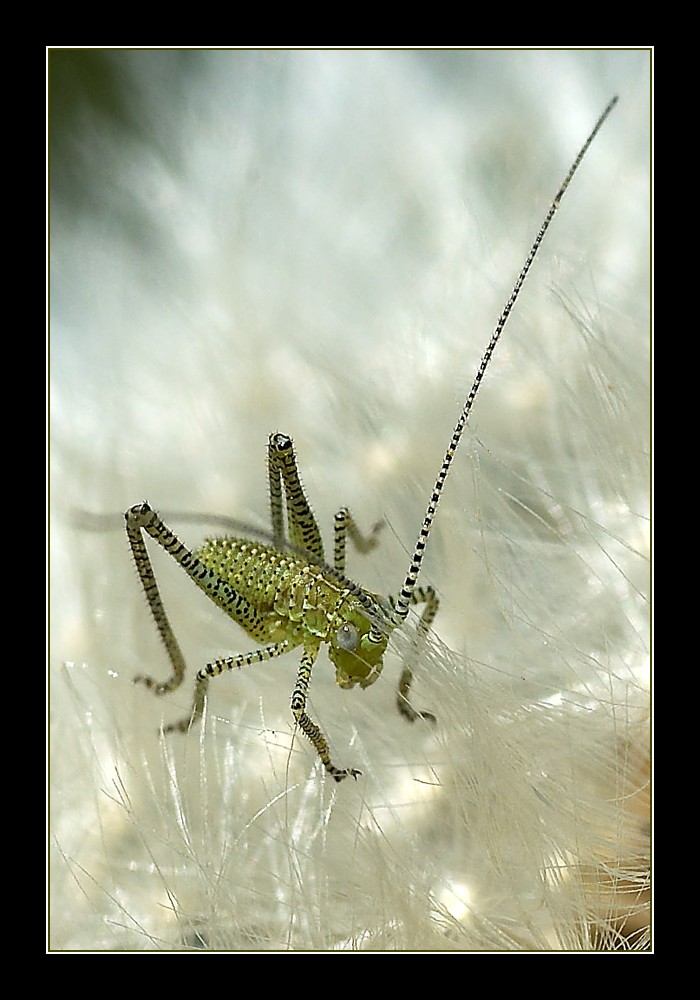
[50,49,650,952]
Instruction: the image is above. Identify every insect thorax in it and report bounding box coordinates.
[194,536,388,688]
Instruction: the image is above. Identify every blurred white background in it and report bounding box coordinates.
[50,49,650,951]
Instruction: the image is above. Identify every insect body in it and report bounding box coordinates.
[127,433,436,780]
[126,97,618,781]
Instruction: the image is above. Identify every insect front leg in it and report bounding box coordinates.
[291,644,361,782]
[394,585,438,724]
[333,507,384,576]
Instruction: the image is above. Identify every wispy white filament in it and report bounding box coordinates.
[50,49,650,951]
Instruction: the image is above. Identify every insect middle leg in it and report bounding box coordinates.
[333,507,384,575]
[164,640,294,732]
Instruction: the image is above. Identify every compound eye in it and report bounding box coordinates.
[336,623,359,652]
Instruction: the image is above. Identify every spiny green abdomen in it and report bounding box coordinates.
[194,537,348,642]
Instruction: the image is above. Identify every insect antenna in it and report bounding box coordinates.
[379,95,619,636]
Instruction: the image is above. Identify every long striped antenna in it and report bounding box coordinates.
[383,95,618,633]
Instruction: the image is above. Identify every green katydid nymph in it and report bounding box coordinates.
[126,97,618,781]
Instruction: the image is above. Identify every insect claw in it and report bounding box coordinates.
[397,694,437,725]
[348,769,364,782]
[163,716,193,734]
[134,673,165,694]
[331,767,362,782]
